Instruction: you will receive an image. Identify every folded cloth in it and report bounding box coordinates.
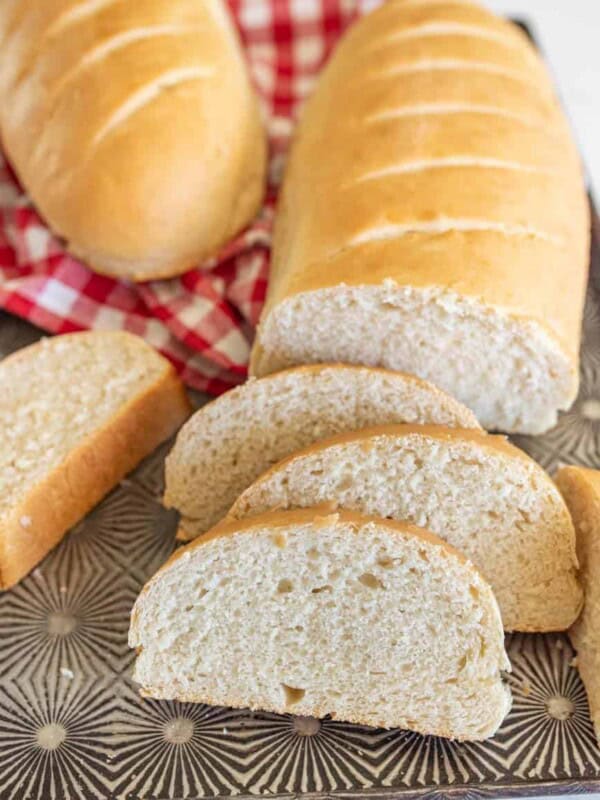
[0,0,364,393]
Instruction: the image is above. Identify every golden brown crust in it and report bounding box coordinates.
[166,360,482,456]
[146,507,482,592]
[130,505,509,739]
[227,423,554,503]
[250,1,589,377]
[224,425,580,633]
[0,347,191,589]
[139,507,482,623]
[556,465,600,497]
[0,0,266,280]
[165,363,481,540]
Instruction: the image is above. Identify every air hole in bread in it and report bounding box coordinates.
[271,533,287,548]
[359,573,383,589]
[469,585,480,600]
[282,684,306,706]
[418,549,429,562]
[310,469,324,477]
[377,556,394,569]
[518,508,533,524]
[198,588,208,599]
[307,548,319,560]
[312,584,333,594]
[277,579,294,594]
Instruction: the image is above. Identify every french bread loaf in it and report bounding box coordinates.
[0,0,266,280]
[129,508,511,739]
[555,466,600,745]
[250,0,589,434]
[164,363,480,539]
[0,331,191,589]
[229,424,582,632]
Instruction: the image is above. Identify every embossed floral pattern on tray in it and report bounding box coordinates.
[0,206,600,799]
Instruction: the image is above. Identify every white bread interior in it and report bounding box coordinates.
[250,0,589,434]
[230,425,582,632]
[164,363,480,538]
[129,508,511,740]
[0,331,191,588]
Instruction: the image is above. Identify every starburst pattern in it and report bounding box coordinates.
[56,481,177,582]
[497,634,600,780]
[581,286,600,370]
[513,357,600,472]
[0,564,140,679]
[0,677,118,800]
[127,439,174,502]
[2,207,600,798]
[111,682,250,798]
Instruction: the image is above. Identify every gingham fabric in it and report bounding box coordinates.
[0,0,379,394]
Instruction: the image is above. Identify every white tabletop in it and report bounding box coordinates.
[487,0,600,196]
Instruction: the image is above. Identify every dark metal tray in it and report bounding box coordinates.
[1,20,600,800]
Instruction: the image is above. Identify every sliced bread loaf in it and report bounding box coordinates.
[556,465,600,745]
[164,364,480,539]
[229,425,581,632]
[129,508,511,739]
[0,331,191,589]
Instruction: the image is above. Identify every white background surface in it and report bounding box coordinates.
[487,0,600,195]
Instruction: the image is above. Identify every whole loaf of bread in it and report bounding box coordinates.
[0,0,267,280]
[250,0,589,434]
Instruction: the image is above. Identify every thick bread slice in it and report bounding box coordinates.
[129,508,511,739]
[555,466,600,745]
[0,331,191,589]
[164,364,480,539]
[229,425,581,632]
[250,0,589,434]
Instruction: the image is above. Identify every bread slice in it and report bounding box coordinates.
[229,425,581,632]
[0,331,191,589]
[129,508,511,739]
[555,466,600,745]
[164,364,480,539]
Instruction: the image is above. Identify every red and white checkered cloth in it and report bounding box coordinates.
[0,0,378,394]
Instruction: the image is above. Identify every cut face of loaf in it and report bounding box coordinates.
[129,508,511,739]
[0,331,191,589]
[0,0,266,279]
[250,0,589,433]
[163,364,480,538]
[556,466,600,746]
[229,425,581,632]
